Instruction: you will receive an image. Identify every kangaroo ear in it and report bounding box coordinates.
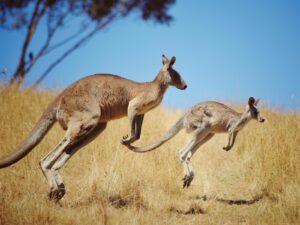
[162,54,169,65]
[169,56,176,66]
[254,98,260,106]
[248,97,255,106]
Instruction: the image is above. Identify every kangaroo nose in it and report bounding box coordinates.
[260,118,265,123]
[182,85,187,90]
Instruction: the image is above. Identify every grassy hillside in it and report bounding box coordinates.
[0,87,299,225]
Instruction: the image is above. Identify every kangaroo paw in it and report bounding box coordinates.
[223,146,231,151]
[121,134,136,146]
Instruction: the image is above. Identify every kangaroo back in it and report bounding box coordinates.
[128,116,184,153]
[0,101,57,168]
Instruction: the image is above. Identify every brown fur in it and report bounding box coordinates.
[0,55,187,201]
[127,98,264,188]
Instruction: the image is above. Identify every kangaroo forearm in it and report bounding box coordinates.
[223,131,238,151]
[229,131,238,148]
[223,132,233,150]
[135,114,144,140]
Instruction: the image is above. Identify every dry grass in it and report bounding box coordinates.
[0,86,299,225]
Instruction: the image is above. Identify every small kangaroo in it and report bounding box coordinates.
[127,97,264,188]
[0,55,187,201]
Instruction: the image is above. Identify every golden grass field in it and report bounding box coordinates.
[0,86,299,225]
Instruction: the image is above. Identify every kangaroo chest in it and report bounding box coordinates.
[137,95,163,114]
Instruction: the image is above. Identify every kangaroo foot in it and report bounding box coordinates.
[182,173,194,188]
[49,183,66,202]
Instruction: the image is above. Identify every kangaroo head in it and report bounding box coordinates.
[245,97,265,123]
[160,54,187,90]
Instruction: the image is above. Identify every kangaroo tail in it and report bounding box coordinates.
[128,116,184,153]
[0,101,58,168]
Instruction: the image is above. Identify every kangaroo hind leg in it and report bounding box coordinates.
[50,122,107,201]
[40,112,102,201]
[179,128,212,188]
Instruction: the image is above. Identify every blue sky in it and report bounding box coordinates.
[0,0,299,109]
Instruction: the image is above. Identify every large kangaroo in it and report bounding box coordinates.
[127,97,264,188]
[0,55,187,201]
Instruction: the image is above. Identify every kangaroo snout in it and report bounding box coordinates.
[181,84,188,90]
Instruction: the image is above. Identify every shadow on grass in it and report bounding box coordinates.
[68,193,147,210]
[170,205,206,215]
[190,192,270,206]
[216,195,264,205]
